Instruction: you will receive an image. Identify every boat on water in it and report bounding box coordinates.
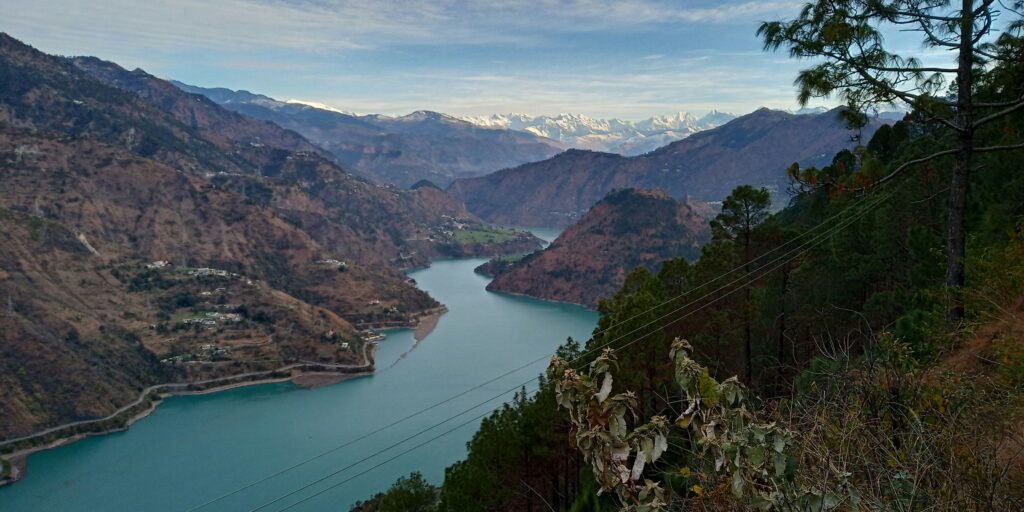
[362,332,386,342]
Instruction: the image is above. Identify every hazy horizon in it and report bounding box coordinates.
[0,0,853,119]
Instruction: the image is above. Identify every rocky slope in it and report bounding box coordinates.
[0,33,539,439]
[447,108,883,228]
[483,189,710,308]
[0,207,365,439]
[63,48,543,267]
[172,82,565,188]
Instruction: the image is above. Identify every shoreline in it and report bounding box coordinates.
[484,287,596,311]
[356,305,448,332]
[413,310,443,342]
[0,341,387,488]
[1,285,449,489]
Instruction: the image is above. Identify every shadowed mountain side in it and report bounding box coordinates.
[172,81,566,188]
[447,108,883,228]
[482,189,710,308]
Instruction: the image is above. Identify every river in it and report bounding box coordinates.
[0,256,597,511]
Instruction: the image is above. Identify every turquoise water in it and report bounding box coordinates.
[516,226,563,245]
[0,258,597,511]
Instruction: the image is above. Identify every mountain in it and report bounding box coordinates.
[0,33,540,439]
[461,110,737,155]
[447,107,883,228]
[171,81,565,188]
[67,56,543,265]
[791,106,830,115]
[480,189,709,308]
[791,105,907,120]
[0,206,372,439]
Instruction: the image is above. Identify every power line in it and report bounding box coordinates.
[275,408,497,512]
[265,187,893,511]
[186,185,888,512]
[241,187,895,512]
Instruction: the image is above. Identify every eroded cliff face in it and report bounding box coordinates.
[485,189,710,308]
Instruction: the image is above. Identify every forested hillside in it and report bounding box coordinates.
[358,13,1024,510]
[483,189,710,308]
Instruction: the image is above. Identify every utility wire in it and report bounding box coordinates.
[241,187,894,512]
[268,189,891,512]
[275,408,498,512]
[272,247,822,512]
[185,186,885,511]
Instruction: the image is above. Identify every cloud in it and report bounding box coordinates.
[668,1,803,23]
[0,0,802,55]
[304,51,817,119]
[0,0,820,118]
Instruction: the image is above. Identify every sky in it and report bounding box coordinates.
[0,0,960,119]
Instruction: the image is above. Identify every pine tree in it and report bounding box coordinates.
[758,0,1024,327]
[710,185,771,383]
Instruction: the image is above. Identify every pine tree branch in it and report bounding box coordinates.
[975,141,1024,153]
[890,18,961,48]
[917,110,970,134]
[878,8,960,23]
[973,99,1024,127]
[974,94,1024,108]
[870,147,961,188]
[972,47,1015,61]
[865,141,1024,191]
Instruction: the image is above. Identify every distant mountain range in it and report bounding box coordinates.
[460,108,906,157]
[461,111,737,156]
[171,82,565,188]
[447,107,887,228]
[166,82,907,190]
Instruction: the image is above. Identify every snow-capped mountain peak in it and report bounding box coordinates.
[460,110,737,155]
[284,99,354,115]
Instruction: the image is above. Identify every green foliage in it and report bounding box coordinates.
[710,186,771,246]
[451,227,519,245]
[549,349,670,509]
[423,99,1024,507]
[756,1,992,112]
[361,34,1024,512]
[553,341,864,511]
[437,339,588,512]
[893,308,941,361]
[376,472,437,512]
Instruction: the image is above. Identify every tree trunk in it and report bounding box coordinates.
[744,302,752,384]
[946,142,971,327]
[946,0,976,328]
[776,264,789,395]
[743,231,753,384]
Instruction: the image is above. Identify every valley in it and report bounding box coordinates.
[2,1,1023,509]
[0,33,928,481]
[0,257,598,511]
[0,33,541,448]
